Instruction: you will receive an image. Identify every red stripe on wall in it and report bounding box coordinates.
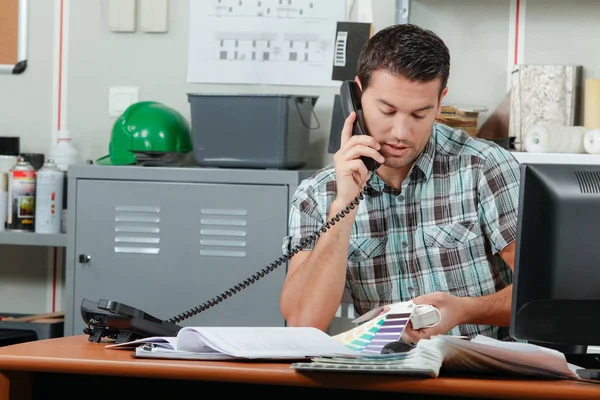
[52,0,65,313]
[514,0,520,65]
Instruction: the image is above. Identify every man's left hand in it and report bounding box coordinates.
[403,291,469,342]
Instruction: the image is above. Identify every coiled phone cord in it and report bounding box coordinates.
[166,177,373,324]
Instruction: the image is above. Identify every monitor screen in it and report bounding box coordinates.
[510,163,600,349]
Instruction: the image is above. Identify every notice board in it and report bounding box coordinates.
[0,0,28,74]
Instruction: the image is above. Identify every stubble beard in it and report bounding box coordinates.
[381,148,421,169]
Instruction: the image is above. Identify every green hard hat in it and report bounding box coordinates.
[97,101,192,165]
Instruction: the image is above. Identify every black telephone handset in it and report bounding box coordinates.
[81,85,378,345]
[340,80,380,172]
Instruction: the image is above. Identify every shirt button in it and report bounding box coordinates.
[408,287,414,293]
[402,241,408,248]
[398,195,404,202]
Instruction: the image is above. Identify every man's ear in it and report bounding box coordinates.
[437,86,449,116]
[355,76,363,92]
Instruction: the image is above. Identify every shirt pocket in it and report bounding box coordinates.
[421,220,484,297]
[346,236,389,313]
[423,220,480,249]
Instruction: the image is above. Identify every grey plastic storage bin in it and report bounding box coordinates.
[187,93,319,169]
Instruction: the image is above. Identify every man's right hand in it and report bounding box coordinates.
[333,112,384,206]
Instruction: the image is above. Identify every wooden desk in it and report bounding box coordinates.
[0,336,599,400]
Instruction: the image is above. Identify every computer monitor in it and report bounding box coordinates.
[511,163,600,358]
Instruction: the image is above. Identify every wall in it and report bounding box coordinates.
[2,0,600,316]
[67,0,399,171]
[0,0,55,152]
[0,0,57,313]
[523,0,600,125]
[1,0,402,315]
[410,0,511,123]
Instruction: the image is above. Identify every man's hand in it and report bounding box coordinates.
[333,112,384,206]
[404,292,469,342]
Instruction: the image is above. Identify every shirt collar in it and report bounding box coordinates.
[412,124,437,182]
[366,124,437,193]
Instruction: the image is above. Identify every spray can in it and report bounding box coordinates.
[34,160,64,234]
[7,157,36,231]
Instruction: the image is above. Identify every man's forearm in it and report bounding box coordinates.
[461,285,512,327]
[280,200,358,331]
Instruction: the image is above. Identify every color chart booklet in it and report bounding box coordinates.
[105,326,359,360]
[292,335,581,380]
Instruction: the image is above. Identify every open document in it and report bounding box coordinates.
[105,326,358,360]
[291,334,581,379]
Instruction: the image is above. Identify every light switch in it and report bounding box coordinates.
[108,0,136,33]
[140,0,168,33]
[109,87,139,117]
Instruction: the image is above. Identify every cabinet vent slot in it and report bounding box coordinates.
[114,205,161,255]
[199,208,248,258]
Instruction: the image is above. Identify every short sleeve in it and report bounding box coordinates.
[477,148,521,254]
[281,174,331,254]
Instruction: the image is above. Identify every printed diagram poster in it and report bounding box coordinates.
[187,0,346,86]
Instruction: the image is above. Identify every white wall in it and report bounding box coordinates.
[523,0,600,125]
[0,0,57,313]
[410,0,511,123]
[67,0,366,170]
[0,0,55,153]
[2,0,600,314]
[66,0,513,167]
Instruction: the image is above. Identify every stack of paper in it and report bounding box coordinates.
[436,335,579,379]
[105,326,358,360]
[291,335,581,379]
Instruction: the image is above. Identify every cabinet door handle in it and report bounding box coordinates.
[79,254,91,263]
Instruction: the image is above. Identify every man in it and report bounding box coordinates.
[279,23,520,341]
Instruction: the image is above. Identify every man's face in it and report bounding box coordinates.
[358,70,447,170]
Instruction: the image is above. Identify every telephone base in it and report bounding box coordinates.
[81,298,182,344]
[85,326,144,344]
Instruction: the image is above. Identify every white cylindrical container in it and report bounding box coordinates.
[583,129,600,154]
[0,172,7,231]
[47,129,80,233]
[48,130,80,172]
[0,155,18,174]
[34,160,64,234]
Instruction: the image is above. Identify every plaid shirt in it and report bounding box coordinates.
[283,123,521,340]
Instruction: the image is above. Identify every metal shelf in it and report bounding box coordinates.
[511,151,600,165]
[0,231,66,247]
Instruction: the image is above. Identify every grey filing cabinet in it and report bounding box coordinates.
[63,164,315,337]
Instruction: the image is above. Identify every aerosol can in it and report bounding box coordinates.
[34,160,64,234]
[7,157,36,231]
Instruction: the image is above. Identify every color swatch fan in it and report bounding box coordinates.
[333,303,413,354]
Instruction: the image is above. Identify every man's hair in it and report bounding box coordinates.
[357,24,450,97]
